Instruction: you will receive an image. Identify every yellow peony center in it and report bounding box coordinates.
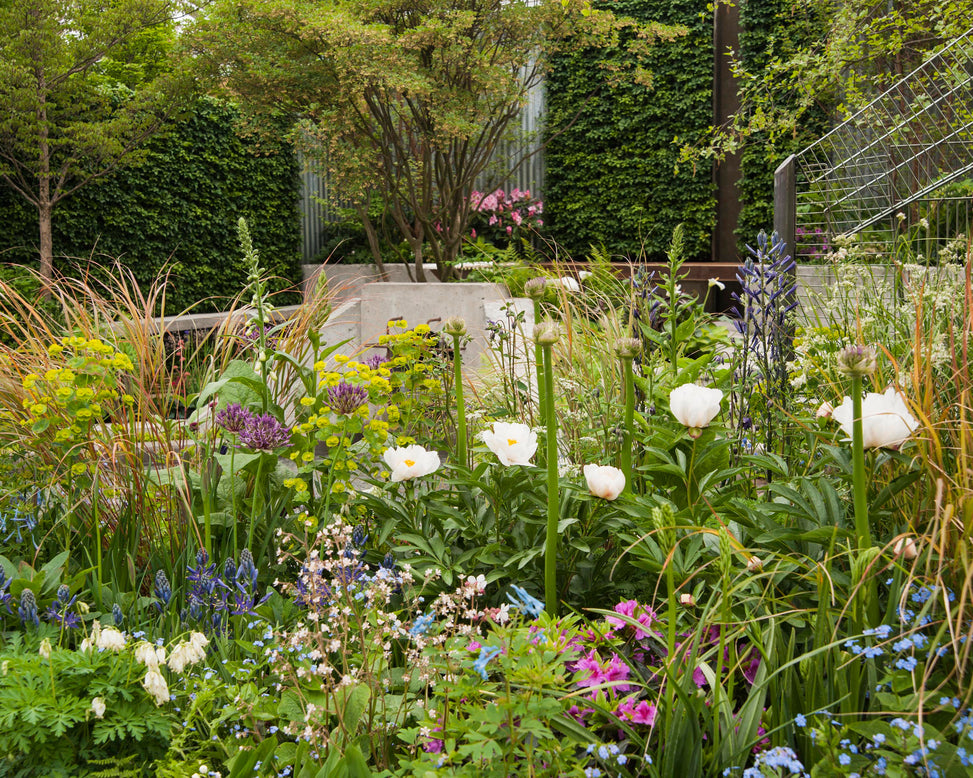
[404,459,415,467]
[507,438,518,446]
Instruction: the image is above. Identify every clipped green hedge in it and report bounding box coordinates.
[543,0,715,262]
[0,98,301,313]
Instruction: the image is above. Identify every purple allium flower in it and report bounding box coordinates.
[328,382,369,416]
[216,403,255,434]
[364,353,388,370]
[238,413,291,451]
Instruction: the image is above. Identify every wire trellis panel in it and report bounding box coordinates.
[792,27,973,262]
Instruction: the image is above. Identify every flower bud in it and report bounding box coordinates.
[746,556,763,573]
[614,337,642,359]
[524,277,547,300]
[893,536,918,560]
[679,593,696,607]
[533,320,560,346]
[816,401,834,419]
[837,344,877,378]
[39,638,52,659]
[443,316,467,337]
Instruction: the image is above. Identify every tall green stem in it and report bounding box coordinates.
[620,355,634,492]
[247,455,266,550]
[201,459,213,558]
[850,376,879,626]
[451,334,467,467]
[92,470,102,611]
[542,341,558,615]
[230,447,238,555]
[664,561,677,718]
[533,300,545,429]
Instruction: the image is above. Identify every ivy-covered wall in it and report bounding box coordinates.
[543,0,716,262]
[0,98,301,313]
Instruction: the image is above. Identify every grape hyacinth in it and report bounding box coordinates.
[154,570,172,612]
[18,589,39,627]
[238,413,292,451]
[327,381,369,416]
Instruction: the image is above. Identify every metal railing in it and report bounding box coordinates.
[775,27,973,263]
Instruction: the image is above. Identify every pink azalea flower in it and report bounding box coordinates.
[617,698,658,726]
[606,600,657,640]
[574,649,631,693]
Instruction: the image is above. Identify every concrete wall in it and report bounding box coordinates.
[315,281,532,376]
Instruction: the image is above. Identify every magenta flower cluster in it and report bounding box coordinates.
[470,188,543,238]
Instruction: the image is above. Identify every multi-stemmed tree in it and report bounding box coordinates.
[191,0,683,280]
[0,0,193,286]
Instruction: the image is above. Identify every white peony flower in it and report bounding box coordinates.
[383,445,441,482]
[142,669,170,706]
[831,388,918,450]
[90,697,106,719]
[583,464,626,501]
[480,422,537,466]
[669,384,724,434]
[96,626,126,652]
[551,276,580,293]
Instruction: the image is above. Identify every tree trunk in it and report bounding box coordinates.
[36,62,54,292]
[38,200,53,289]
[412,237,425,282]
[357,205,387,280]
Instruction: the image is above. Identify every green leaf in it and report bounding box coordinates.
[335,684,370,736]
